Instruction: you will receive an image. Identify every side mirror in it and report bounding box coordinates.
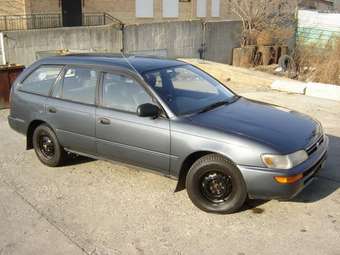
[137,103,160,118]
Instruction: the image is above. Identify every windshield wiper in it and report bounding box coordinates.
[198,100,231,114]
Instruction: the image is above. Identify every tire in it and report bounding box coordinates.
[32,124,67,167]
[186,154,247,214]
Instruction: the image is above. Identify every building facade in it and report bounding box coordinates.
[0,0,338,28]
[0,0,236,25]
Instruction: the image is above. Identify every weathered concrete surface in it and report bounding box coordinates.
[306,82,340,102]
[271,80,307,94]
[3,20,242,66]
[0,182,85,255]
[3,24,123,66]
[0,87,340,254]
[270,81,340,102]
[204,20,242,64]
[124,20,242,63]
[124,20,204,59]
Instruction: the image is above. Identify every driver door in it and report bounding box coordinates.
[95,71,171,174]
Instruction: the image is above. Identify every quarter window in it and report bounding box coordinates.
[58,67,98,105]
[102,73,153,113]
[21,65,63,96]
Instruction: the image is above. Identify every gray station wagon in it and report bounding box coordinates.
[8,54,328,213]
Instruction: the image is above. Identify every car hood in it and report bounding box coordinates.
[188,97,319,154]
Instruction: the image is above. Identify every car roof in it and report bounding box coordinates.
[38,53,187,74]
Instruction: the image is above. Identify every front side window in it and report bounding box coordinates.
[143,64,235,115]
[102,73,153,113]
[21,65,63,96]
[56,67,98,105]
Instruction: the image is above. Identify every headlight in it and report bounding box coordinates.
[261,150,308,169]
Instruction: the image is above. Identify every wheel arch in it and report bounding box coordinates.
[26,119,47,150]
[175,151,235,192]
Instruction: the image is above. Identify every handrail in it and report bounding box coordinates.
[0,12,123,31]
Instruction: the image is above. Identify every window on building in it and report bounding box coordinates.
[163,0,179,17]
[136,0,154,17]
[21,65,63,96]
[197,0,207,17]
[211,0,220,17]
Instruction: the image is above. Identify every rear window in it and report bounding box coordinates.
[21,65,63,96]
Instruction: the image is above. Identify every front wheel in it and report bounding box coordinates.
[186,154,247,214]
[32,124,67,167]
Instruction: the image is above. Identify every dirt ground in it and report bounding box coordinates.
[1,68,340,255]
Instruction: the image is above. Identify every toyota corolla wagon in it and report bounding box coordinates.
[8,54,328,213]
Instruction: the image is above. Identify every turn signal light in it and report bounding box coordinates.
[274,174,303,184]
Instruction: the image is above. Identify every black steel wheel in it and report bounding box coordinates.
[33,124,66,167]
[186,154,247,214]
[200,171,233,203]
[37,132,55,159]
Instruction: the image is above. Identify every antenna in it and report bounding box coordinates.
[120,51,144,79]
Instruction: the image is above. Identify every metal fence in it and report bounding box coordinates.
[0,12,122,31]
[297,10,340,46]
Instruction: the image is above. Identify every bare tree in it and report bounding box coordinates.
[227,0,298,46]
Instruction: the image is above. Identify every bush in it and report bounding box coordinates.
[294,38,340,85]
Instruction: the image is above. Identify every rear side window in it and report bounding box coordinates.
[21,65,63,96]
[55,67,98,105]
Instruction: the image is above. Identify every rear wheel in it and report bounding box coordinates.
[186,154,247,214]
[32,124,67,167]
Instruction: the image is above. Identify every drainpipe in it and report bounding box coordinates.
[120,23,125,54]
[0,32,6,65]
[198,20,207,59]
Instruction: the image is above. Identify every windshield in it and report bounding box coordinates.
[143,64,236,115]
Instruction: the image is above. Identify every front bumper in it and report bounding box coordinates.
[238,135,329,200]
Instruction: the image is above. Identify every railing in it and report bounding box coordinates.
[83,13,123,28]
[0,12,122,31]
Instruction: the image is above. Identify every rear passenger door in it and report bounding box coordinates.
[95,71,170,174]
[46,66,98,155]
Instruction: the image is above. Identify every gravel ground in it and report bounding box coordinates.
[0,89,340,255]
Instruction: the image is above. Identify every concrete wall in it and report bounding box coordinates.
[124,20,204,59]
[3,20,241,66]
[3,24,122,66]
[204,20,241,64]
[124,20,241,64]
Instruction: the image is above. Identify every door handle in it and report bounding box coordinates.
[48,107,57,113]
[98,118,110,125]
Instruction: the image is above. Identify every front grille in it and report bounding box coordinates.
[303,152,327,184]
[306,135,324,156]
